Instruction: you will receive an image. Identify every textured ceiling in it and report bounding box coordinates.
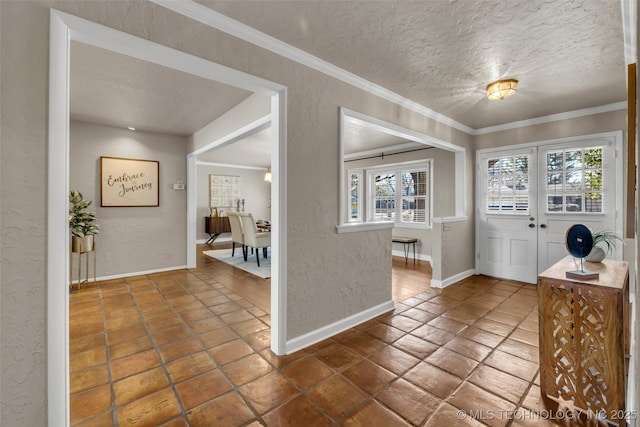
[201,0,627,129]
[70,41,252,136]
[70,0,628,168]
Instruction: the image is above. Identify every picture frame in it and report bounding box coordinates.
[210,174,241,208]
[100,156,160,207]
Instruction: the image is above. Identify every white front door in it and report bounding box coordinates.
[477,134,621,284]
[478,148,538,283]
[536,140,618,273]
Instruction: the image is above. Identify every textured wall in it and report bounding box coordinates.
[70,121,188,279]
[473,109,627,150]
[196,164,271,241]
[1,2,49,425]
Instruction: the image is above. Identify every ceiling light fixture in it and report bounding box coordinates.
[127,126,136,131]
[264,167,272,182]
[486,79,518,100]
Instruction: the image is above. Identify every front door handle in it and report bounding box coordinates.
[540,224,547,228]
[529,223,535,228]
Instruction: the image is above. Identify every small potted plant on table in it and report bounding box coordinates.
[69,190,99,253]
[585,229,622,262]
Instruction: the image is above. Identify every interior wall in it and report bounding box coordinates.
[1,3,49,424]
[440,129,476,281]
[196,164,271,241]
[473,109,626,150]
[345,147,456,258]
[70,120,188,279]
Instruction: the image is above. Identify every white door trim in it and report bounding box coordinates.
[475,131,624,275]
[49,10,287,426]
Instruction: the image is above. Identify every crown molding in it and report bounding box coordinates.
[153,0,629,138]
[151,0,475,135]
[474,102,627,135]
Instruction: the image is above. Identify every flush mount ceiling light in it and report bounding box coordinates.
[486,79,518,100]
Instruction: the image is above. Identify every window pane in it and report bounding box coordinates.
[565,150,582,170]
[584,148,602,168]
[374,173,395,221]
[547,152,563,171]
[565,171,583,192]
[565,195,583,212]
[548,196,562,211]
[585,170,602,191]
[544,146,603,213]
[398,170,428,224]
[585,193,602,212]
[370,166,430,225]
[349,171,362,222]
[486,155,529,214]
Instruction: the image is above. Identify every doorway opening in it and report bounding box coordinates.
[49,10,287,425]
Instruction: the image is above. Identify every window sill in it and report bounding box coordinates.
[393,223,431,230]
[432,216,468,223]
[336,222,394,234]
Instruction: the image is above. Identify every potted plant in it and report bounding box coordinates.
[585,229,622,262]
[69,190,99,253]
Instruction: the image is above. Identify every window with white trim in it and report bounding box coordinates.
[347,170,363,222]
[486,155,530,213]
[367,163,431,226]
[545,146,603,213]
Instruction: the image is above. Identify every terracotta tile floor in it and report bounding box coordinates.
[70,262,563,426]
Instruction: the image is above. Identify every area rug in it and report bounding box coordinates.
[203,248,271,279]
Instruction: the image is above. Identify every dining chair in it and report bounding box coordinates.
[226,211,244,257]
[238,212,271,266]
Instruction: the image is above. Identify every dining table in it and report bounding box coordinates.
[256,222,271,232]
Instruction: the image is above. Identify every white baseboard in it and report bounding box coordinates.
[431,268,476,289]
[391,249,432,263]
[70,265,189,284]
[284,300,395,354]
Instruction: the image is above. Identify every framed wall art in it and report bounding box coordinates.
[210,174,241,208]
[100,156,160,207]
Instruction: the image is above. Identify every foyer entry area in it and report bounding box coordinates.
[69,253,545,426]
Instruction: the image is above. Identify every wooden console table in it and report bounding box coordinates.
[538,256,629,425]
[205,216,231,245]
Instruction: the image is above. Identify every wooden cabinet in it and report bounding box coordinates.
[538,256,629,425]
[204,216,231,245]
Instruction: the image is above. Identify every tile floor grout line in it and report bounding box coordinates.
[456,301,539,425]
[71,261,548,426]
[144,274,201,423]
[102,284,120,427]
[396,284,539,426]
[113,277,174,424]
[164,272,276,424]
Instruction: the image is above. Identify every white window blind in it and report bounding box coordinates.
[368,163,431,226]
[545,146,603,213]
[486,155,530,213]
